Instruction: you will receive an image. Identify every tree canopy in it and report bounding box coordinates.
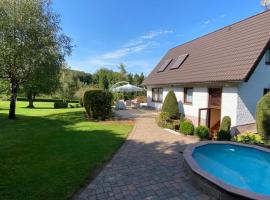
[0,0,72,118]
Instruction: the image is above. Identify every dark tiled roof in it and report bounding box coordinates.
[143,11,270,85]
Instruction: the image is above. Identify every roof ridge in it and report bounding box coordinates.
[169,10,270,52]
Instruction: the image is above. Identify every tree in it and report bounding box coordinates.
[57,68,80,100]
[118,63,127,75]
[101,75,109,90]
[22,57,61,108]
[133,73,144,86]
[139,73,145,85]
[127,73,134,84]
[95,68,113,90]
[0,79,9,95]
[73,70,93,85]
[0,0,71,119]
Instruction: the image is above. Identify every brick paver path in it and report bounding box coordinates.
[75,110,215,200]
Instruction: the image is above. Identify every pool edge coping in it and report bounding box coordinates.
[183,141,270,200]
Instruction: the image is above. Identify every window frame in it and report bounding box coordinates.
[266,48,270,65]
[184,87,193,105]
[152,88,163,103]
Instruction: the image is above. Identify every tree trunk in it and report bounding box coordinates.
[27,92,35,108]
[8,81,19,119]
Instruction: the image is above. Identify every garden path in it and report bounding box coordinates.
[75,109,215,200]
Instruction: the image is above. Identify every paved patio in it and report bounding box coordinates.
[75,109,216,200]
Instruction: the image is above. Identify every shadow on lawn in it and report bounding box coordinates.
[0,110,209,200]
[0,110,132,200]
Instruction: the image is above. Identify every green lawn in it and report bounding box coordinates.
[0,101,133,200]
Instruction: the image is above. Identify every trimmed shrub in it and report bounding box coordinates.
[219,116,231,132]
[157,112,180,130]
[195,125,209,139]
[180,120,194,135]
[235,131,264,144]
[54,102,68,109]
[162,90,179,119]
[217,130,231,141]
[83,89,113,120]
[256,93,270,138]
[159,112,170,122]
[157,112,172,128]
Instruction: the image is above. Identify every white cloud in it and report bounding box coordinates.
[203,14,227,26]
[102,42,155,59]
[71,29,173,73]
[219,14,227,18]
[140,30,173,39]
[203,19,211,25]
[124,59,159,75]
[119,30,173,53]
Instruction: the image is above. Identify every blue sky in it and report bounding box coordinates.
[53,0,264,75]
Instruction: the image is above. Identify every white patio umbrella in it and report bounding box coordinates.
[111,83,145,92]
[110,82,145,93]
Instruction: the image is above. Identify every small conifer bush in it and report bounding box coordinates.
[161,90,179,119]
[256,93,270,138]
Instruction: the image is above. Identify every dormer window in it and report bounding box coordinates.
[266,48,270,65]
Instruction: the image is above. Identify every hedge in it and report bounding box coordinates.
[256,93,270,138]
[16,97,79,103]
[83,89,113,120]
[54,102,68,109]
[162,90,179,119]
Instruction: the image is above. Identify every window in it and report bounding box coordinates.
[152,88,163,102]
[184,88,193,104]
[158,59,173,72]
[266,48,270,65]
[170,54,189,70]
[264,88,270,95]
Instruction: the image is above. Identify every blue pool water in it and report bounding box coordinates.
[193,144,270,196]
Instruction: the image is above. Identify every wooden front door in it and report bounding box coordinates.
[208,88,222,108]
[208,88,222,134]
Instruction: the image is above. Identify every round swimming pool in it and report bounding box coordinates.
[184,141,270,200]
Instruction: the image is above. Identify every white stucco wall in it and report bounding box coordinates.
[147,86,208,125]
[179,88,207,121]
[236,53,270,126]
[221,87,238,127]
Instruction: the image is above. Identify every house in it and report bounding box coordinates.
[143,11,270,133]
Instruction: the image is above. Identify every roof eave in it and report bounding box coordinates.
[244,39,270,82]
[142,80,242,87]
